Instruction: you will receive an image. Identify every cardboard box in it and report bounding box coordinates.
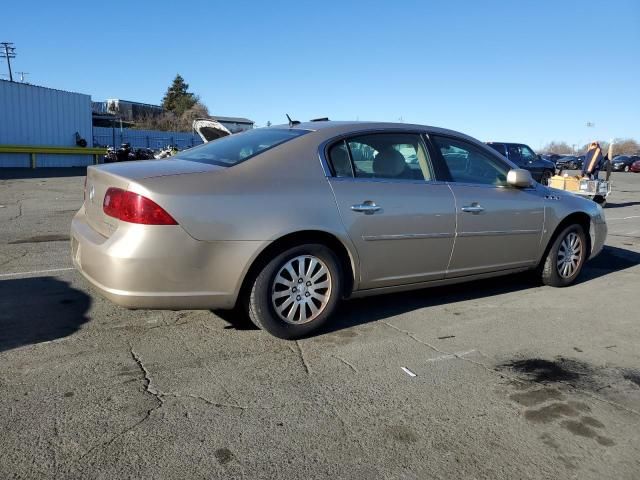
[549,175,581,192]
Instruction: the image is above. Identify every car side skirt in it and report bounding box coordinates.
[349,265,532,299]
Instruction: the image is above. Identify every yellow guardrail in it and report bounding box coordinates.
[0,145,107,168]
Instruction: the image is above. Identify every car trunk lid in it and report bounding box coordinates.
[83,160,223,237]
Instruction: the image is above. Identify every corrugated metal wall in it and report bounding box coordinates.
[93,127,203,150]
[0,80,93,167]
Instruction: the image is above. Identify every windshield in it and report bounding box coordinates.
[175,128,309,167]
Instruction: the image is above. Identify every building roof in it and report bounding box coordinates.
[106,99,163,109]
[212,116,254,124]
[0,78,90,98]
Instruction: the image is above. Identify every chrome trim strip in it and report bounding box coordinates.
[457,229,542,238]
[330,176,447,186]
[362,232,454,241]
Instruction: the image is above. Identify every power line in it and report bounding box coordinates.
[0,42,16,82]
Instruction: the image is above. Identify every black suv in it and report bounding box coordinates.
[486,142,556,184]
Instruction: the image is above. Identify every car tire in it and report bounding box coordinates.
[541,170,553,185]
[247,244,342,339]
[624,165,630,172]
[540,224,588,287]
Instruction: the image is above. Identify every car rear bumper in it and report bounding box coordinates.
[71,207,262,310]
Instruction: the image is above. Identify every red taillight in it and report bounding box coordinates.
[103,187,177,225]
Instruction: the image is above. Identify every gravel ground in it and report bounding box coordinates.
[1,169,639,479]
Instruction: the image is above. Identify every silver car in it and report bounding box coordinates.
[71,121,607,339]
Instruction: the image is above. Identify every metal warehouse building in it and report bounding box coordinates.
[0,80,95,167]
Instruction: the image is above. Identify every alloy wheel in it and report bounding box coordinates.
[556,232,583,278]
[271,255,332,324]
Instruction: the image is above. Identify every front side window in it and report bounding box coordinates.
[175,128,309,167]
[519,145,538,162]
[431,135,509,186]
[328,133,432,181]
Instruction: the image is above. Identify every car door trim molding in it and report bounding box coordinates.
[362,232,455,241]
[457,229,543,238]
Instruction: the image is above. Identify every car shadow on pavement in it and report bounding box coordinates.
[604,201,640,209]
[317,245,640,337]
[578,245,640,283]
[0,167,88,180]
[0,277,91,352]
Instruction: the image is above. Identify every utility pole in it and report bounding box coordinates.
[16,71,29,82]
[0,42,16,82]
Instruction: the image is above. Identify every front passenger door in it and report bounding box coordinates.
[429,135,544,278]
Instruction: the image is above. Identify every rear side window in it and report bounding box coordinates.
[328,133,433,181]
[175,128,309,167]
[432,135,509,186]
[487,143,507,156]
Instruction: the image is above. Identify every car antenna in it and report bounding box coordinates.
[286,114,300,127]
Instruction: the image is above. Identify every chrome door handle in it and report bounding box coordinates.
[461,205,484,214]
[351,201,381,214]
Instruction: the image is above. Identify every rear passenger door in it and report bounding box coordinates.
[325,132,456,289]
[428,134,544,277]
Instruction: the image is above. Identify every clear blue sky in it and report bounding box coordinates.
[3,0,639,149]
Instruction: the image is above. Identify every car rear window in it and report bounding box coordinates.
[174,128,309,167]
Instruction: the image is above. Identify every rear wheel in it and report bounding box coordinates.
[624,165,630,172]
[247,244,342,339]
[540,224,587,287]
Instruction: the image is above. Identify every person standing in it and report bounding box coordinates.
[582,141,603,179]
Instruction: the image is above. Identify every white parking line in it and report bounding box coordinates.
[606,215,640,220]
[0,267,75,279]
[425,350,477,362]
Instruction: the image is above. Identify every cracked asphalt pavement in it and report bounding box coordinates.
[1,169,639,479]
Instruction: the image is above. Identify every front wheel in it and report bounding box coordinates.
[247,244,342,339]
[624,165,630,172]
[541,170,553,185]
[540,224,587,287]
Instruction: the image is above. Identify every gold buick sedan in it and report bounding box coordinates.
[72,121,607,339]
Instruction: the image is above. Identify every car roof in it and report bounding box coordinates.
[486,142,530,146]
[265,120,483,144]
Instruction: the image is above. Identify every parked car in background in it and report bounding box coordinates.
[542,153,563,164]
[630,158,640,173]
[556,155,580,170]
[611,155,637,172]
[486,142,556,184]
[72,121,607,339]
[576,155,585,169]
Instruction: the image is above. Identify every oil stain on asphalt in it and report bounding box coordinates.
[493,356,639,448]
[214,448,234,465]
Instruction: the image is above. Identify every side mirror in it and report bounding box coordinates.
[507,168,534,188]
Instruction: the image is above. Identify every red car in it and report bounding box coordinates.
[630,159,640,173]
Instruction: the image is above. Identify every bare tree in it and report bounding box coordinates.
[133,102,210,132]
[611,138,640,156]
[541,141,573,154]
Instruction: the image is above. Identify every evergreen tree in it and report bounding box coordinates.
[162,74,197,115]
